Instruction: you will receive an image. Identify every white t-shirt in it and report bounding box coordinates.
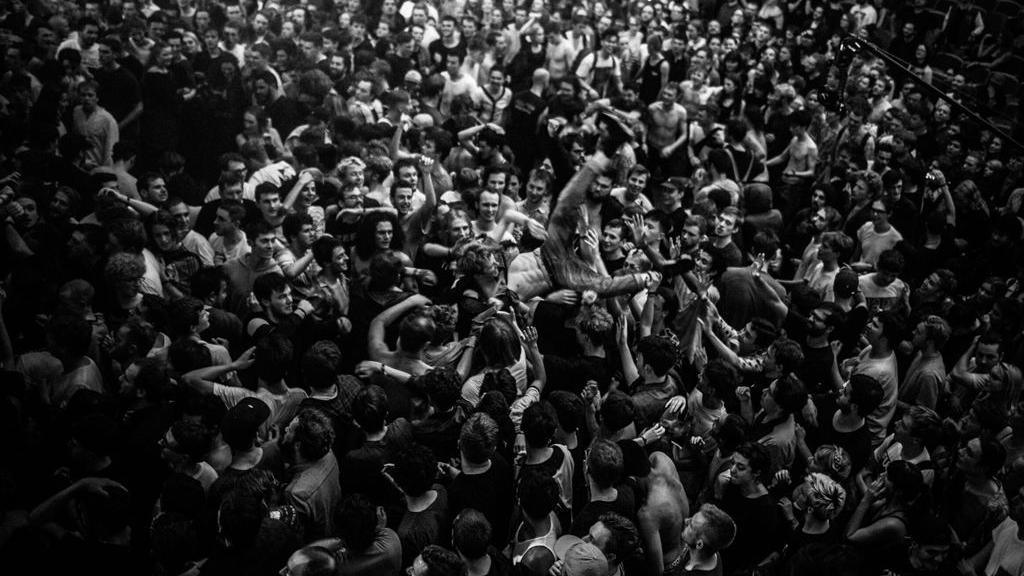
[986,517,1024,576]
[856,222,902,267]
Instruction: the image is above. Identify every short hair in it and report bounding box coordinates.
[217,199,247,224]
[596,512,640,563]
[703,359,739,400]
[734,442,772,482]
[398,312,436,354]
[771,373,808,415]
[104,251,146,284]
[336,494,378,551]
[876,249,905,275]
[522,401,557,448]
[168,339,212,373]
[420,545,465,576]
[352,385,388,432]
[548,390,585,434]
[587,439,624,490]
[170,418,214,461]
[252,272,288,305]
[459,412,499,465]
[288,547,336,576]
[190,267,226,302]
[391,444,436,496]
[637,335,677,376]
[165,297,205,339]
[695,503,737,553]
[876,308,907,345]
[107,218,148,252]
[769,338,804,375]
[847,373,884,415]
[254,182,280,203]
[453,509,491,559]
[292,408,335,461]
[282,212,314,242]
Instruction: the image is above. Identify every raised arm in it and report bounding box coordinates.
[368,294,431,362]
[282,170,315,211]
[183,347,255,394]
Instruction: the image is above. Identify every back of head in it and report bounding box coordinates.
[287,546,336,576]
[459,412,498,465]
[352,385,388,433]
[398,311,436,353]
[695,503,737,554]
[518,468,561,520]
[336,494,378,551]
[453,508,492,560]
[391,444,436,497]
[586,439,624,490]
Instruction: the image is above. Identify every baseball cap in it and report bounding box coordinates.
[221,397,270,447]
[833,268,860,298]
[404,70,423,85]
[562,541,608,576]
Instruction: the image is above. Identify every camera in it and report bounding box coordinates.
[925,171,942,189]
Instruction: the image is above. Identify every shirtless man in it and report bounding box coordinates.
[472,188,546,242]
[638,451,690,576]
[647,83,696,178]
[767,108,817,220]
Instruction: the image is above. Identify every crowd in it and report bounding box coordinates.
[2,0,1024,575]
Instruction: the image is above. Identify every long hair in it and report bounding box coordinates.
[354,210,404,260]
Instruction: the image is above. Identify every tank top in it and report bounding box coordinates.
[511,512,559,565]
[639,55,666,104]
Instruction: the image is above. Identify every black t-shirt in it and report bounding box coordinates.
[448,455,515,546]
[428,37,466,71]
[569,484,636,536]
[506,89,547,140]
[799,344,835,397]
[94,65,141,122]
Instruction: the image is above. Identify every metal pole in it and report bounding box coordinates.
[839,36,1024,152]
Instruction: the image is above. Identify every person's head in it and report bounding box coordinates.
[104,251,146,298]
[165,297,210,340]
[873,249,905,287]
[797,472,847,522]
[410,545,465,576]
[600,219,628,256]
[582,512,639,570]
[282,408,335,464]
[414,367,463,414]
[894,406,943,449]
[311,235,348,275]
[522,401,558,449]
[714,206,740,238]
[282,546,337,576]
[839,373,884,417]
[253,273,293,319]
[397,310,436,355]
[681,503,737,557]
[352,385,388,434]
[864,308,906,351]
[452,508,491,561]
[254,183,283,224]
[761,373,807,416]
[729,442,771,486]
[586,439,623,490]
[367,250,404,292]
[956,434,1007,478]
[356,211,403,258]
[637,335,677,378]
[389,444,436,497]
[282,212,315,250]
[459,412,498,465]
[911,315,951,353]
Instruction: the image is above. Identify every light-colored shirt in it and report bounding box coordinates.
[72,106,119,167]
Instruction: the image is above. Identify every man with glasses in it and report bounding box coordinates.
[167,197,214,266]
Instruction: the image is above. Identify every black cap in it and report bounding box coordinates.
[221,397,270,447]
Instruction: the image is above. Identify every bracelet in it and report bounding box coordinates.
[379,362,386,376]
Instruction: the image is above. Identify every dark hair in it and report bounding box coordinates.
[770,373,808,415]
[637,335,677,376]
[190,267,226,302]
[453,509,491,559]
[398,312,435,353]
[518,468,560,519]
[587,439,624,490]
[165,297,205,339]
[293,408,335,461]
[282,212,314,242]
[168,339,212,373]
[416,367,463,413]
[548,390,585,434]
[421,545,465,576]
[521,401,557,448]
[391,444,436,496]
[252,272,288,306]
[355,211,404,260]
[311,235,341,267]
[847,373,884,415]
[597,512,640,563]
[703,360,739,400]
[459,413,498,464]
[734,442,772,482]
[352,385,388,432]
[170,418,215,462]
[336,494,378,551]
